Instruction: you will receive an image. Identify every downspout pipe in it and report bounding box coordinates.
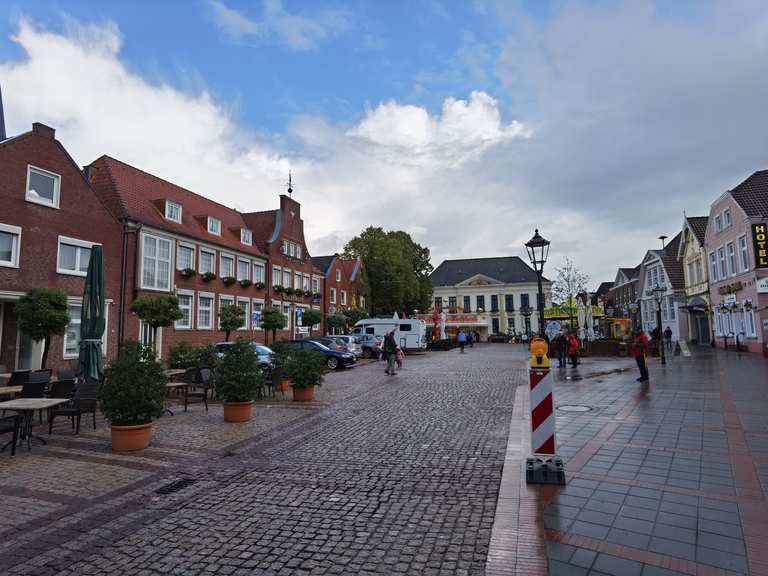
[118,219,142,350]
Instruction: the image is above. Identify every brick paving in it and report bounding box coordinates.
[0,346,523,575]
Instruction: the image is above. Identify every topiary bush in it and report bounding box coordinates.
[284,348,325,389]
[168,341,197,369]
[194,343,220,369]
[216,338,263,402]
[100,341,167,426]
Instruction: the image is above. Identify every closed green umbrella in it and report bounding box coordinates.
[78,245,105,381]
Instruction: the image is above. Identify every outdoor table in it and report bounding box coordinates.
[0,386,23,397]
[164,382,189,416]
[0,398,70,451]
[163,369,187,379]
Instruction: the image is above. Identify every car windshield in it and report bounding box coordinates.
[309,341,330,351]
[252,345,273,355]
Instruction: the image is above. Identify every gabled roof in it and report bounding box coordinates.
[241,209,278,252]
[677,216,708,259]
[729,170,768,217]
[430,256,543,287]
[614,265,640,287]
[87,155,266,258]
[595,282,613,296]
[311,255,336,275]
[660,232,684,290]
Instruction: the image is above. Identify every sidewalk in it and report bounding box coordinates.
[488,348,768,576]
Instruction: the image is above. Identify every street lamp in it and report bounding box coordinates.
[525,229,550,336]
[649,284,666,365]
[520,305,533,339]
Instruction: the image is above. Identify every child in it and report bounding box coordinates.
[395,346,405,369]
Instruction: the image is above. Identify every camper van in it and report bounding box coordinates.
[352,318,427,350]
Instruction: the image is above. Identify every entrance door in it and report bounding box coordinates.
[16,331,43,370]
[696,316,711,345]
[492,318,500,334]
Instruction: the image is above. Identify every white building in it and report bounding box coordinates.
[429,256,552,339]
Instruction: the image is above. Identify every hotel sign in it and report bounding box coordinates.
[718,281,743,295]
[753,223,768,269]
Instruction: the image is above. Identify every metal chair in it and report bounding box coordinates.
[183,367,214,412]
[0,414,21,456]
[48,379,98,435]
[7,370,31,388]
[56,369,77,381]
[21,372,49,425]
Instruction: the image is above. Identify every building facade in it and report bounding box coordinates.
[0,124,123,371]
[677,216,711,345]
[705,171,768,355]
[429,257,552,339]
[312,254,366,318]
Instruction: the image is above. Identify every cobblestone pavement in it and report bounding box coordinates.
[486,347,768,576]
[0,345,524,575]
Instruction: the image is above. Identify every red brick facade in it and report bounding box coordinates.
[312,255,366,317]
[0,124,123,371]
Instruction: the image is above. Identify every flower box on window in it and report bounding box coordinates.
[239,279,253,288]
[273,285,284,294]
[179,268,196,278]
[202,272,217,282]
[253,282,266,290]
[222,276,237,286]
[284,287,296,297]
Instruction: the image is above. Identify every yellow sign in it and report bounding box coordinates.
[530,337,550,368]
[753,223,768,269]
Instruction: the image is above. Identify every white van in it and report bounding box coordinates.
[352,318,427,350]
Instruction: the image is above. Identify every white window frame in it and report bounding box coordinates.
[197,292,214,330]
[282,302,291,329]
[140,232,173,291]
[252,298,265,329]
[237,258,251,281]
[738,235,749,272]
[283,269,292,287]
[715,215,722,232]
[165,200,182,223]
[330,287,337,304]
[220,253,235,278]
[273,266,282,286]
[176,242,195,271]
[294,272,302,289]
[341,290,347,305]
[718,247,726,279]
[253,262,265,284]
[726,242,736,277]
[63,303,82,359]
[723,209,731,228]
[302,274,310,291]
[207,217,221,235]
[312,277,320,293]
[236,297,250,330]
[336,269,341,282]
[0,223,22,268]
[714,307,723,336]
[175,289,194,329]
[282,240,289,255]
[25,165,61,209]
[289,243,296,257]
[296,245,302,259]
[62,300,110,360]
[240,229,252,245]
[218,295,235,329]
[57,236,97,277]
[199,248,216,275]
[746,308,757,337]
[709,252,718,282]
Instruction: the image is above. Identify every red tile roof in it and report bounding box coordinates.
[88,156,265,258]
[660,232,684,290]
[686,216,708,245]
[729,170,768,217]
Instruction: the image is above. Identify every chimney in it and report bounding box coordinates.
[279,192,300,220]
[0,83,5,141]
[32,122,55,140]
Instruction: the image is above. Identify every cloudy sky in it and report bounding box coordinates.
[1,0,767,288]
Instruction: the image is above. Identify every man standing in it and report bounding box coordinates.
[664,326,673,351]
[555,329,568,368]
[632,329,649,382]
[383,330,398,375]
[457,329,467,353]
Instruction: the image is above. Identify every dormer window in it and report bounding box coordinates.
[165,200,182,223]
[241,229,252,245]
[25,165,60,208]
[296,245,302,259]
[207,217,221,235]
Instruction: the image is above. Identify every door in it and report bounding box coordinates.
[492,318,500,334]
[16,330,43,370]
[697,316,711,345]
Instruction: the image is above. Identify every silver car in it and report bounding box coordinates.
[333,335,363,358]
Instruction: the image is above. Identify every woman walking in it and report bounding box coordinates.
[567,331,580,368]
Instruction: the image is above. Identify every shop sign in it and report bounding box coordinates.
[757,277,768,294]
[718,281,743,295]
[724,294,737,306]
[446,314,480,324]
[753,223,768,269]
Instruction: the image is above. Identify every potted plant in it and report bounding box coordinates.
[222,275,237,286]
[273,284,284,294]
[284,287,296,297]
[269,340,292,393]
[239,278,253,288]
[254,281,266,290]
[217,338,263,422]
[99,341,167,451]
[179,267,197,278]
[202,271,217,282]
[284,348,325,402]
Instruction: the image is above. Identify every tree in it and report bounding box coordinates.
[130,295,182,355]
[301,308,323,337]
[343,307,368,328]
[344,227,433,316]
[326,313,347,335]
[260,305,286,343]
[16,288,70,369]
[551,257,590,330]
[219,304,245,341]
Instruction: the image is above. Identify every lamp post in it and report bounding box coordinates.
[525,229,550,337]
[649,284,666,365]
[520,305,533,340]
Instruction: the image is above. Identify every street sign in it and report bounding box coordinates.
[545,321,561,340]
[251,311,261,330]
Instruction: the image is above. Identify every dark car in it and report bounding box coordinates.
[287,339,356,370]
[215,341,274,372]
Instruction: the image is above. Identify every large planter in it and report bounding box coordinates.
[293,386,315,402]
[111,422,152,452]
[223,400,254,422]
[277,378,291,393]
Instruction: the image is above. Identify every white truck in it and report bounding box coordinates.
[351,318,427,351]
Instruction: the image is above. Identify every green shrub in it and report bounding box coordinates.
[100,341,167,426]
[194,343,220,369]
[216,338,263,402]
[16,288,70,369]
[168,341,197,369]
[284,348,325,389]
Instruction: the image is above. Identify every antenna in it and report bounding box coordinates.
[287,170,293,197]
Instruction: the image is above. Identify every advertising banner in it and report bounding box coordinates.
[752,223,768,269]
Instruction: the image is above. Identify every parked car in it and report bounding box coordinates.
[358,334,384,358]
[216,342,274,372]
[308,336,349,353]
[333,335,363,358]
[286,339,356,370]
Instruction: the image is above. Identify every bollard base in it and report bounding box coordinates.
[526,455,566,485]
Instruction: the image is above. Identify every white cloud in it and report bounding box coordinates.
[207,0,351,51]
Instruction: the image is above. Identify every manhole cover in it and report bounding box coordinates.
[557,405,592,412]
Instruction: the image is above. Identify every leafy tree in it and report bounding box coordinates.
[16,288,70,369]
[130,295,182,355]
[168,341,196,369]
[260,304,286,343]
[344,227,433,316]
[301,308,323,337]
[551,257,590,330]
[326,313,347,334]
[219,304,245,341]
[194,344,220,369]
[343,307,368,327]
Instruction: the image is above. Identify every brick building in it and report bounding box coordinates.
[0,123,123,371]
[311,254,366,318]
[241,193,324,343]
[87,156,270,357]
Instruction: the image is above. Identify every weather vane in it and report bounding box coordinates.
[287,170,293,197]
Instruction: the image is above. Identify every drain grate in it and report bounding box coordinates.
[557,405,592,413]
[155,478,197,495]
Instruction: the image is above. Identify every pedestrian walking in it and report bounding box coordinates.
[632,329,649,382]
[383,330,398,375]
[555,329,568,368]
[567,331,580,368]
[664,326,673,351]
[395,346,405,369]
[457,329,467,353]
[468,330,474,348]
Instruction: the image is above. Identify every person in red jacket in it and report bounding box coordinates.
[632,329,649,382]
[567,332,580,368]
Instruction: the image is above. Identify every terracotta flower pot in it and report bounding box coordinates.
[223,400,254,422]
[111,422,152,452]
[278,378,291,393]
[292,386,315,402]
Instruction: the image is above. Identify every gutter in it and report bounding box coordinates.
[118,219,142,350]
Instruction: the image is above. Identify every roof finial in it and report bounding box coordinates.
[287,170,293,197]
[0,82,6,141]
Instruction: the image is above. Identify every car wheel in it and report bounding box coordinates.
[362,348,372,359]
[327,357,339,370]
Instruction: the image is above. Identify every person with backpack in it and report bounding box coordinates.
[383,330,398,376]
[457,329,467,353]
